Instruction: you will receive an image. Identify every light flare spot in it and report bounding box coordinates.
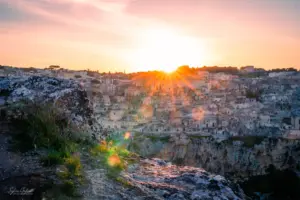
[139,105,153,119]
[124,132,131,140]
[108,154,122,167]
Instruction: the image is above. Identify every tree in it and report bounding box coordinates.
[48,65,60,70]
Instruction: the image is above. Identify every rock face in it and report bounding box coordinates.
[0,76,93,133]
[83,158,246,200]
[131,135,300,179]
[126,158,246,200]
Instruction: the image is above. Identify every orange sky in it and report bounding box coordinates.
[0,0,299,72]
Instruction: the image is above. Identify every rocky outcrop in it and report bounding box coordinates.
[131,134,300,179]
[84,158,246,200]
[5,75,290,199]
[0,76,96,135]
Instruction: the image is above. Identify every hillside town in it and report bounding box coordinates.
[1,65,300,140]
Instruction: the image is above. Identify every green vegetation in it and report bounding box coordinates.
[245,89,263,100]
[87,70,99,77]
[129,141,141,152]
[8,102,90,197]
[239,72,267,78]
[61,180,80,197]
[48,65,60,70]
[10,102,83,152]
[270,68,297,72]
[229,136,266,148]
[6,101,138,197]
[115,177,133,188]
[65,156,82,177]
[90,132,139,179]
[91,79,100,84]
[0,89,11,97]
[41,151,66,166]
[189,135,211,139]
[22,67,38,72]
[146,135,170,143]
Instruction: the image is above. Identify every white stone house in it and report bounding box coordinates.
[102,95,111,107]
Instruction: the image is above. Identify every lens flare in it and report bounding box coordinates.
[124,132,131,140]
[108,154,122,167]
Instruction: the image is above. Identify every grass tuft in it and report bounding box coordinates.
[229,136,265,148]
[89,134,139,179]
[61,180,81,197]
[6,101,88,197]
[9,102,80,152]
[41,151,65,166]
[65,156,82,177]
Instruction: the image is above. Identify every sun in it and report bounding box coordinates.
[128,27,206,73]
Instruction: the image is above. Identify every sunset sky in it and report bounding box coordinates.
[0,0,299,72]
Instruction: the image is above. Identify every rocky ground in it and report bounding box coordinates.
[0,75,248,199]
[0,122,53,199]
[80,157,246,200]
[0,122,246,200]
[122,158,246,200]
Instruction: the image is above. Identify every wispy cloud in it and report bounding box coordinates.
[0,0,157,71]
[0,0,299,71]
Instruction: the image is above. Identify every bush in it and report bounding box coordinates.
[61,180,80,197]
[64,156,82,176]
[90,132,139,178]
[22,67,37,72]
[245,89,263,101]
[10,102,80,152]
[229,136,265,148]
[6,101,89,198]
[0,89,11,97]
[91,79,100,84]
[41,151,66,166]
[146,135,170,143]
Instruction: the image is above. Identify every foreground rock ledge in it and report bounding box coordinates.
[86,158,246,200]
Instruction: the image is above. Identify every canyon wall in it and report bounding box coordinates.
[130,133,300,179]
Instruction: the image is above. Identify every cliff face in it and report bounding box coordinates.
[130,134,300,179]
[0,76,97,134]
[0,75,246,199]
[84,158,246,200]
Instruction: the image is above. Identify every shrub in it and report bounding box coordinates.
[22,67,37,72]
[147,135,170,143]
[91,79,100,84]
[10,102,80,152]
[115,177,133,187]
[64,156,82,177]
[229,136,265,148]
[41,151,66,166]
[0,89,11,97]
[90,132,139,178]
[189,135,211,139]
[61,180,80,197]
[245,89,263,101]
[6,101,89,198]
